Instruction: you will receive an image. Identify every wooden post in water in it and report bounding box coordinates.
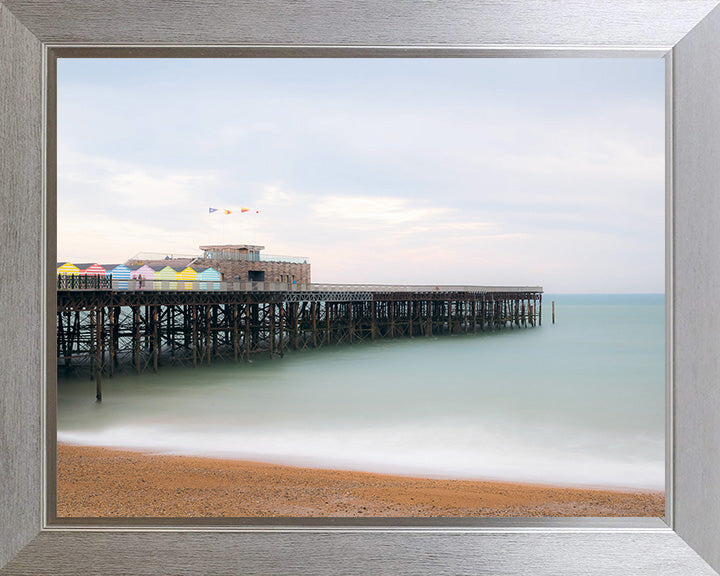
[552,301,555,324]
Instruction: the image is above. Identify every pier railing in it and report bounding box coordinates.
[57,276,542,294]
[259,254,310,264]
[57,274,113,290]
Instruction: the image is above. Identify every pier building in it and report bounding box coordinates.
[127,244,311,285]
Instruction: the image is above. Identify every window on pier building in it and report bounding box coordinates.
[248,270,265,282]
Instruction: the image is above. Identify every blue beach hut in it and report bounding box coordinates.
[196,266,222,290]
[108,264,131,290]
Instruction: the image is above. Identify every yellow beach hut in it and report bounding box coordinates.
[57,262,80,276]
[57,262,80,289]
[178,266,198,290]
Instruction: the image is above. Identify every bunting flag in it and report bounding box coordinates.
[209,206,261,215]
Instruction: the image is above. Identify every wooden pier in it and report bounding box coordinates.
[56,283,543,400]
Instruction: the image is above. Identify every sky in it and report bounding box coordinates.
[57,58,665,292]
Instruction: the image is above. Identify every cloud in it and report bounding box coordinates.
[311,195,464,227]
[259,185,296,206]
[59,149,225,209]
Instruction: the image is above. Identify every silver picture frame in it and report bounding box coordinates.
[2,1,720,574]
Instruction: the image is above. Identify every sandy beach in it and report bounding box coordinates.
[56,443,664,518]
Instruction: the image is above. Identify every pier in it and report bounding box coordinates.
[56,280,543,400]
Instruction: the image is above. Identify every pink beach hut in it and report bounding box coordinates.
[76,263,107,276]
[131,264,155,290]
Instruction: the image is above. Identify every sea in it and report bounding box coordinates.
[57,294,665,490]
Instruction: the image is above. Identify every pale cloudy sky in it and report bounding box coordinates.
[57,58,664,292]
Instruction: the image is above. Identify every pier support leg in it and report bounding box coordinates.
[311,301,317,348]
[153,306,159,372]
[206,306,212,366]
[279,304,285,358]
[539,296,542,326]
[390,301,395,338]
[233,305,239,362]
[95,308,102,402]
[134,306,141,374]
[192,306,198,368]
[245,301,251,362]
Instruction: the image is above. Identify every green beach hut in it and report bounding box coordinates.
[154,265,180,290]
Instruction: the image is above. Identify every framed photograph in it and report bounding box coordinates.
[2,1,720,575]
[51,56,665,522]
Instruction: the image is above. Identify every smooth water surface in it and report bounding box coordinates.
[58,294,665,489]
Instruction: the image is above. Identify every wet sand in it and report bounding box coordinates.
[56,443,664,518]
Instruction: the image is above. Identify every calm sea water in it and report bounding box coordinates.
[57,294,665,490]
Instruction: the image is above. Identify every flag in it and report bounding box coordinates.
[224,209,232,215]
[209,207,218,213]
[241,207,249,213]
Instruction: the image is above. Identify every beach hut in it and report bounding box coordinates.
[108,264,131,290]
[57,262,80,276]
[177,266,198,290]
[75,263,107,276]
[197,266,222,290]
[130,264,154,290]
[154,265,180,290]
[57,262,81,289]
